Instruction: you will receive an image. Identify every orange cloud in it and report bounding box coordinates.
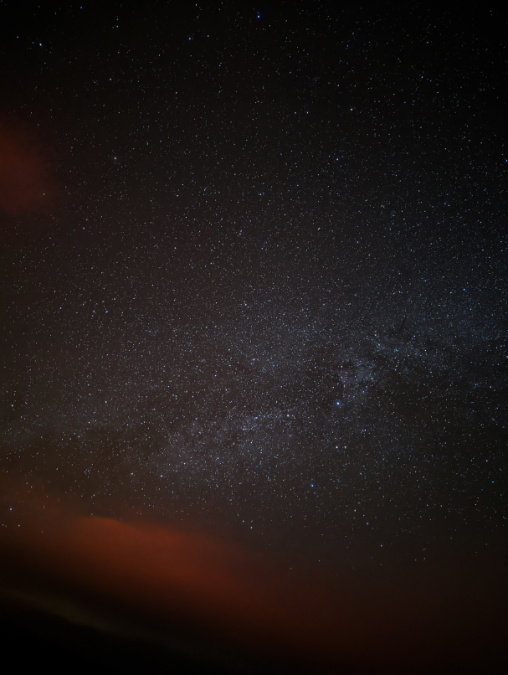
[0,117,59,220]
[0,477,341,667]
[0,473,506,672]
[2,515,340,666]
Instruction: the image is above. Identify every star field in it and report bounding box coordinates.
[0,2,506,670]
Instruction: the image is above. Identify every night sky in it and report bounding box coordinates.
[0,2,507,672]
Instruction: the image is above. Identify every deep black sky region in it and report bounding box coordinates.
[0,1,507,672]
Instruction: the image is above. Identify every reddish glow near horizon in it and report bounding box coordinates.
[0,475,506,671]
[1,485,347,666]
